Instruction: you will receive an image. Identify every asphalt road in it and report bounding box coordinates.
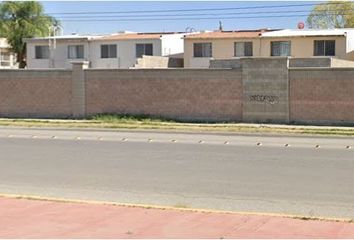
[0,127,354,219]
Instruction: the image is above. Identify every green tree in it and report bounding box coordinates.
[0,1,58,68]
[307,1,354,29]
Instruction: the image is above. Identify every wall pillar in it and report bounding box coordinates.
[241,58,290,123]
[71,61,89,118]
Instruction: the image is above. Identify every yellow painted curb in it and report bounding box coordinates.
[0,193,353,224]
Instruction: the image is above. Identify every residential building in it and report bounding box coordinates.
[183,29,270,68]
[183,28,354,68]
[0,38,17,69]
[89,32,185,68]
[25,34,102,69]
[25,32,185,69]
[261,29,354,60]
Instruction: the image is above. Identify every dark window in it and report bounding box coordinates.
[193,43,212,57]
[325,40,335,56]
[68,45,84,59]
[136,44,153,58]
[314,40,335,56]
[314,40,325,56]
[0,52,11,66]
[271,41,291,56]
[234,42,253,57]
[101,44,117,58]
[35,46,49,59]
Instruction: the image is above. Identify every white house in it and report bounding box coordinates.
[0,38,17,69]
[24,34,102,69]
[24,31,185,69]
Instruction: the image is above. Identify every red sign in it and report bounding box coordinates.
[297,22,305,29]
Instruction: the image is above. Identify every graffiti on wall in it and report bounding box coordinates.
[249,95,279,104]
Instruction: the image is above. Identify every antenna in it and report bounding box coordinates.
[48,25,64,68]
[219,21,223,31]
[185,27,196,33]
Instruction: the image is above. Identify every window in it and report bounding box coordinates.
[0,52,11,66]
[136,44,153,58]
[35,46,49,59]
[234,42,253,57]
[101,44,117,58]
[193,43,212,57]
[0,61,10,67]
[314,40,335,56]
[68,45,84,59]
[271,41,291,56]
[1,52,10,61]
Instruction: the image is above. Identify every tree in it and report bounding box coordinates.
[0,1,58,68]
[307,1,354,29]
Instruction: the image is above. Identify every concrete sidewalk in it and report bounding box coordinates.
[0,197,354,238]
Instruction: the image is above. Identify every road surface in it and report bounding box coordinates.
[0,127,353,219]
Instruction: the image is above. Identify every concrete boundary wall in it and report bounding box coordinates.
[85,68,243,122]
[0,69,72,118]
[289,68,354,125]
[1,59,354,125]
[211,57,354,69]
[133,55,184,68]
[241,58,289,123]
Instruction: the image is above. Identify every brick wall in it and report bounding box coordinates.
[0,70,72,118]
[289,68,354,125]
[1,59,354,125]
[85,69,243,121]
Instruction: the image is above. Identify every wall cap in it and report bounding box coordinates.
[70,61,90,65]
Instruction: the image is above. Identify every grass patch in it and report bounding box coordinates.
[0,114,354,137]
[91,114,174,124]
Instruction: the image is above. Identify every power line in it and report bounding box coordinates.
[3,4,353,22]
[51,10,311,19]
[2,2,351,23]
[53,9,354,20]
[47,2,341,15]
[58,13,354,22]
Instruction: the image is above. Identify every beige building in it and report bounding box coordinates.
[184,28,354,68]
[0,38,17,68]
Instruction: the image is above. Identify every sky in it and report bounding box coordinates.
[41,1,320,35]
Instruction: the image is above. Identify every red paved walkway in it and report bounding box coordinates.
[0,197,354,238]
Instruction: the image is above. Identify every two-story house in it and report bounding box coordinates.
[25,32,185,69]
[183,28,354,68]
[25,34,100,69]
[260,29,354,60]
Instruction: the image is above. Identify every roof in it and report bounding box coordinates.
[184,30,273,40]
[24,34,102,42]
[99,33,163,41]
[261,29,354,37]
[23,32,186,43]
[99,32,185,41]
